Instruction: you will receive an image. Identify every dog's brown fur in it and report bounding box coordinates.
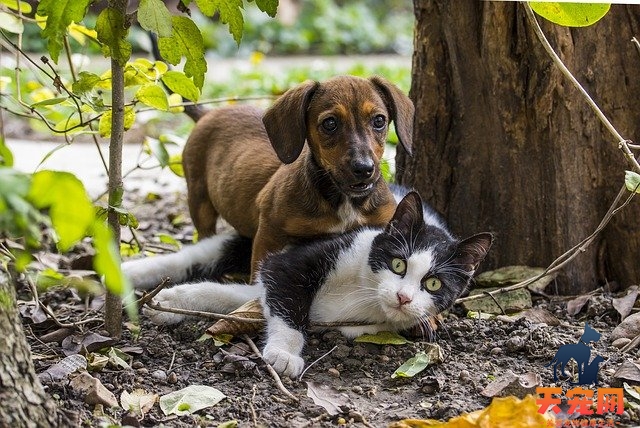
[182,75,414,275]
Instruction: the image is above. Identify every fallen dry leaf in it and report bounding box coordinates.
[306,381,352,416]
[61,332,115,356]
[481,370,541,398]
[566,294,591,316]
[206,298,264,337]
[613,360,640,383]
[37,354,87,383]
[612,285,638,321]
[390,395,554,428]
[611,312,640,341]
[497,308,560,326]
[120,389,158,416]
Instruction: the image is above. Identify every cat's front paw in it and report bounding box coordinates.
[262,344,305,379]
[142,288,186,325]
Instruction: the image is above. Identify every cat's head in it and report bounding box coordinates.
[368,191,493,333]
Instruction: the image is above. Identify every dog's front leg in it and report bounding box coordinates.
[250,224,286,280]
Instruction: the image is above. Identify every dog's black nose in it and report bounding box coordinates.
[351,159,375,179]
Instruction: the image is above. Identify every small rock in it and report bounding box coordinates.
[378,355,390,363]
[167,372,178,384]
[612,337,632,349]
[459,370,470,381]
[308,338,320,347]
[505,336,525,352]
[131,361,144,369]
[328,368,340,378]
[611,312,640,341]
[490,347,502,355]
[151,370,167,381]
[352,386,363,394]
[136,368,149,375]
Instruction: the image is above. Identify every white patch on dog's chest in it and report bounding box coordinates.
[329,200,366,233]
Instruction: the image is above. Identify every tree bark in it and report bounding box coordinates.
[0,274,59,427]
[399,2,640,294]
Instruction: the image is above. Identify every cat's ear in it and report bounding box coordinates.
[453,233,494,274]
[386,191,424,235]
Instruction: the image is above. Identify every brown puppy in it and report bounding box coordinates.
[182,75,414,276]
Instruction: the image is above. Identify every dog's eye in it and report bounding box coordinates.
[372,115,386,131]
[321,117,338,133]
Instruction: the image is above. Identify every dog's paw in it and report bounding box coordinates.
[262,344,305,379]
[142,288,186,325]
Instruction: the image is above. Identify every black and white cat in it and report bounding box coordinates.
[123,189,492,378]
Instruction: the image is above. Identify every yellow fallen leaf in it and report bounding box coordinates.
[390,395,554,428]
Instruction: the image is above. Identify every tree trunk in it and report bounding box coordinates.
[398,2,640,294]
[0,274,59,427]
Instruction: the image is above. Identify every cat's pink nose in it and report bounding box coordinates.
[397,292,412,305]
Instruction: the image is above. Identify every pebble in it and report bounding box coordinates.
[459,370,470,381]
[378,355,390,363]
[136,368,149,375]
[490,347,502,355]
[151,370,167,381]
[328,368,341,378]
[167,372,178,384]
[352,385,363,394]
[308,338,320,347]
[131,361,144,369]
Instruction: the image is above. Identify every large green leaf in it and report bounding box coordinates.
[253,0,278,17]
[161,70,200,102]
[159,385,226,416]
[95,7,132,65]
[138,0,173,38]
[136,84,169,111]
[37,0,92,63]
[158,16,207,90]
[529,2,610,27]
[391,351,431,379]
[195,0,244,44]
[27,170,94,252]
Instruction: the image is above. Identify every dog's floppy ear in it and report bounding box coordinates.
[263,80,319,164]
[369,76,414,156]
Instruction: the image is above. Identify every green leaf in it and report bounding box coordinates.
[161,70,200,102]
[138,0,173,38]
[159,385,226,416]
[37,0,92,63]
[253,0,278,17]
[355,331,410,345]
[72,71,102,95]
[95,7,132,65]
[168,154,184,177]
[391,351,431,379]
[28,171,94,252]
[625,170,640,193]
[529,3,610,27]
[0,11,24,34]
[30,97,68,108]
[136,84,169,111]
[158,16,207,89]
[145,138,170,167]
[157,233,181,249]
[98,107,135,138]
[1,0,33,14]
[0,137,14,167]
[195,0,244,44]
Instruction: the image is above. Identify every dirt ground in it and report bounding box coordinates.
[21,189,640,427]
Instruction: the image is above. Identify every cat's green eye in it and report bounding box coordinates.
[390,258,406,275]
[423,277,442,292]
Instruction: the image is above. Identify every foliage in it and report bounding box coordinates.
[529,2,610,27]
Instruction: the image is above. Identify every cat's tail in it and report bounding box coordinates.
[122,232,252,290]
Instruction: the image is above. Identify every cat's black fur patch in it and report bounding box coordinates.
[262,231,361,330]
[187,234,253,281]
